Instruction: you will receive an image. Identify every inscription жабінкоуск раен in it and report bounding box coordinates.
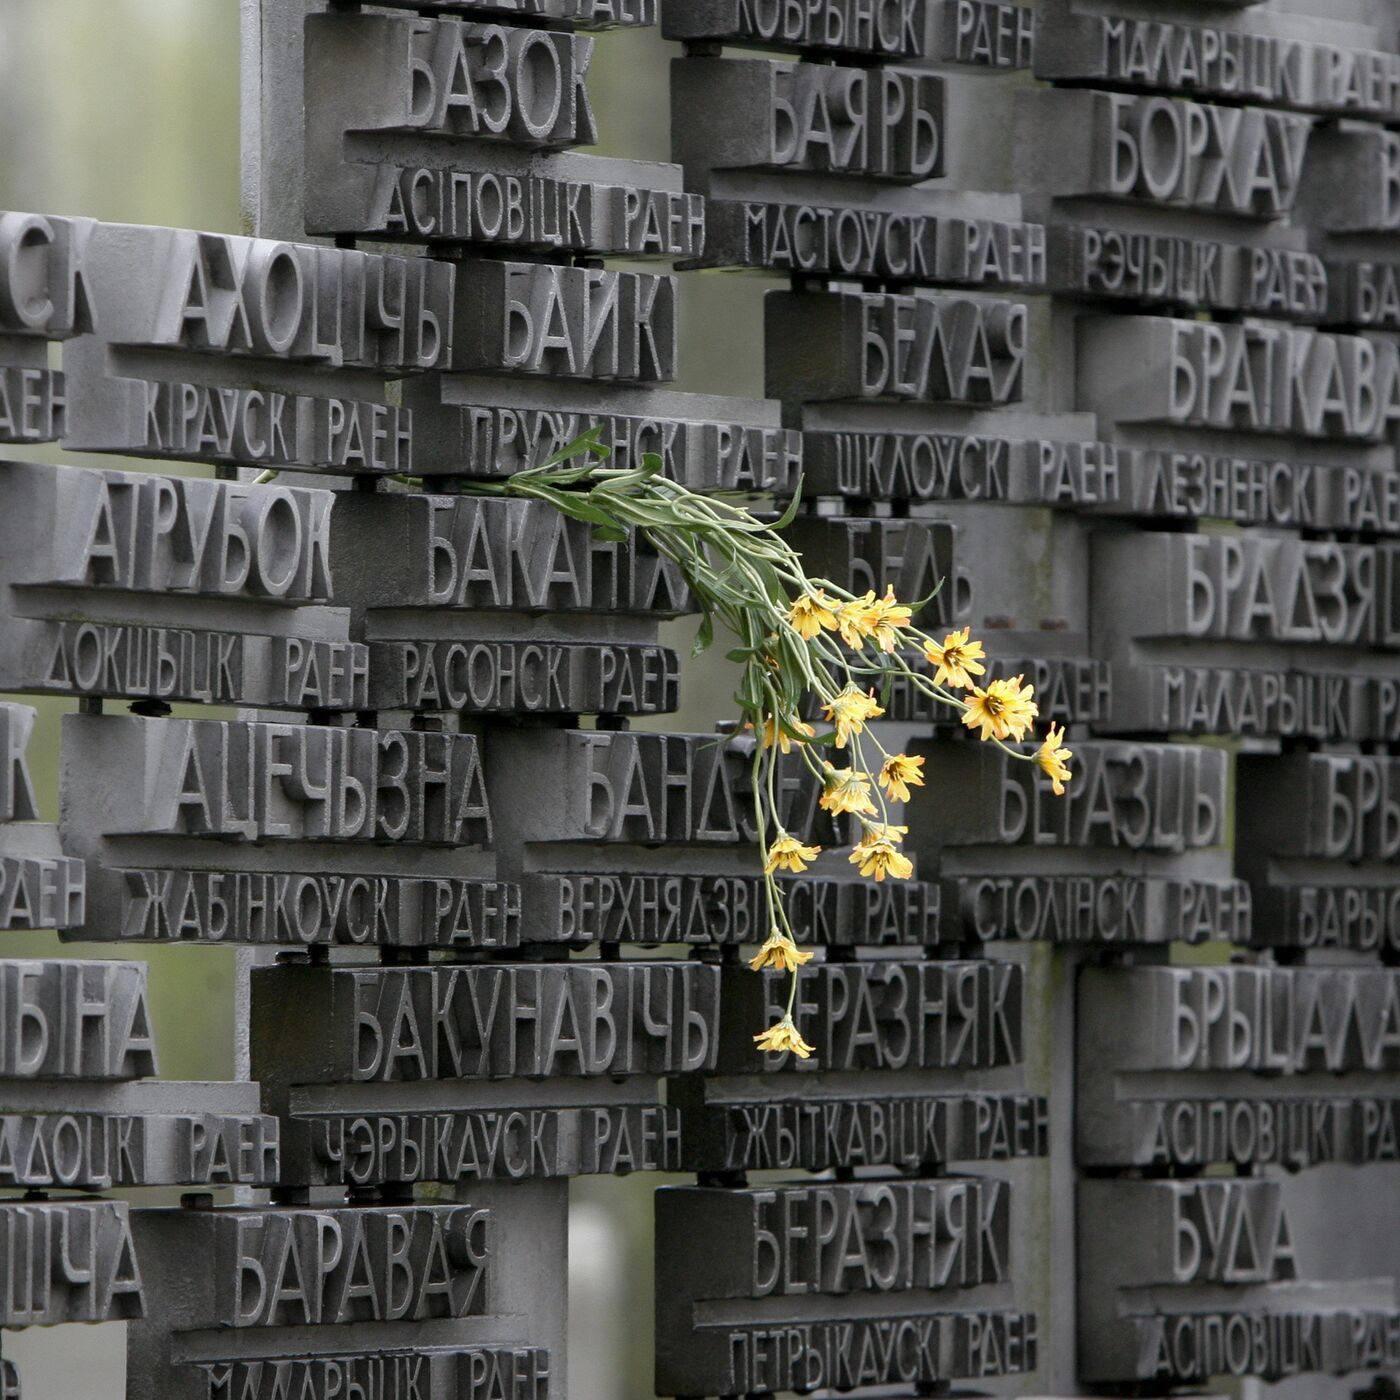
[58,714,521,952]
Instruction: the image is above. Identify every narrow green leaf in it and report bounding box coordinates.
[693,611,715,657]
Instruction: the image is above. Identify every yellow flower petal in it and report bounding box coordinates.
[1036,723,1073,796]
[848,838,914,882]
[878,753,925,803]
[821,684,885,748]
[753,1015,816,1058]
[748,932,816,973]
[819,765,878,817]
[961,674,1038,743]
[924,627,987,690]
[764,834,822,875]
[788,590,840,640]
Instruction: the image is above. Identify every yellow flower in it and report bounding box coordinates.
[836,591,880,649]
[819,765,878,816]
[859,822,908,846]
[961,674,1038,743]
[753,1015,815,1059]
[849,836,914,882]
[878,753,925,803]
[821,685,884,748]
[925,627,986,689]
[1036,723,1073,796]
[748,932,815,973]
[750,715,814,754]
[788,590,840,640]
[865,586,914,653]
[764,833,822,875]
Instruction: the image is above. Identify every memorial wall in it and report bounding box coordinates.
[0,0,1394,1397]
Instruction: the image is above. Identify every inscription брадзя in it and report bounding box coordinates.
[1079,966,1400,1169]
[60,715,518,949]
[0,462,366,710]
[1092,530,1400,739]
